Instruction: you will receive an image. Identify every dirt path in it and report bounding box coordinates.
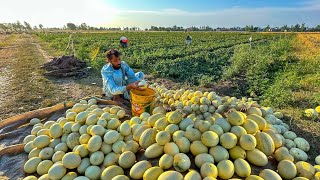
[0,34,103,121]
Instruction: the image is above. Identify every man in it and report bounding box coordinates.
[120,36,128,48]
[101,49,144,103]
[185,35,192,46]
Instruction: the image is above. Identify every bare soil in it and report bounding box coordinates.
[0,34,103,121]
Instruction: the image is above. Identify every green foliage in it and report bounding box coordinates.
[36,32,320,110]
[223,36,296,97]
[36,32,277,86]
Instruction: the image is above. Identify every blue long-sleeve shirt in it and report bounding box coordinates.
[101,61,141,99]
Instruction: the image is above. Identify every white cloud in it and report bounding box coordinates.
[0,0,319,28]
[0,0,119,27]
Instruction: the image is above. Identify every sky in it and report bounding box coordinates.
[0,0,320,29]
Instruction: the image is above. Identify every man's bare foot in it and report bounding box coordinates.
[113,95,131,107]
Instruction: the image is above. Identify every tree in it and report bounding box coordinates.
[300,23,306,32]
[313,25,320,32]
[0,23,8,32]
[24,21,32,30]
[245,25,254,32]
[264,25,270,32]
[66,23,77,30]
[79,23,88,30]
[281,25,289,32]
[292,24,300,32]
[39,24,43,29]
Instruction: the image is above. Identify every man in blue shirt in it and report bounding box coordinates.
[101,49,144,103]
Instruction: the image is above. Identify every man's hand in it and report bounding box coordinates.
[126,80,146,91]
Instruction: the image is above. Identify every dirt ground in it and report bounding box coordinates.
[0,34,103,121]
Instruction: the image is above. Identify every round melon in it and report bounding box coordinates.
[139,128,157,149]
[49,124,63,138]
[85,165,101,180]
[230,126,247,139]
[48,164,67,180]
[164,142,180,156]
[24,157,42,173]
[119,122,131,136]
[246,149,268,166]
[214,118,231,132]
[90,151,104,166]
[118,151,136,169]
[62,152,81,169]
[75,111,88,124]
[101,165,124,180]
[33,135,51,148]
[263,129,283,148]
[90,125,105,136]
[242,119,259,134]
[159,154,174,169]
[112,175,130,180]
[254,132,275,156]
[28,148,41,159]
[158,171,183,180]
[274,147,294,162]
[184,170,202,180]
[104,130,120,144]
[245,175,264,180]
[201,131,219,147]
[62,172,77,180]
[290,148,308,161]
[220,132,237,149]
[122,140,139,153]
[39,147,54,160]
[277,160,297,179]
[145,143,164,159]
[295,161,315,179]
[154,117,169,131]
[316,155,320,165]
[229,146,246,160]
[112,140,125,154]
[129,160,152,179]
[190,141,208,156]
[239,134,257,151]
[77,158,90,174]
[234,158,251,177]
[66,133,80,149]
[173,153,191,172]
[24,141,35,153]
[103,152,120,167]
[227,111,245,126]
[259,169,282,180]
[184,128,201,142]
[200,162,218,178]
[195,153,214,168]
[143,166,163,180]
[294,138,310,152]
[175,137,190,153]
[52,151,65,162]
[246,114,266,130]
[217,160,235,179]
[87,135,102,152]
[152,107,166,114]
[156,131,171,145]
[209,146,229,163]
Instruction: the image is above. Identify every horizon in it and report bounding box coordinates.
[1,0,320,29]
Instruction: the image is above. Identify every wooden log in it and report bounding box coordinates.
[0,101,76,134]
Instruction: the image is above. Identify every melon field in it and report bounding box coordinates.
[0,31,320,179]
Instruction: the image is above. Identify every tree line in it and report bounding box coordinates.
[1,21,320,33]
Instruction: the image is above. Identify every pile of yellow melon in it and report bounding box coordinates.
[304,106,320,119]
[22,84,320,180]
